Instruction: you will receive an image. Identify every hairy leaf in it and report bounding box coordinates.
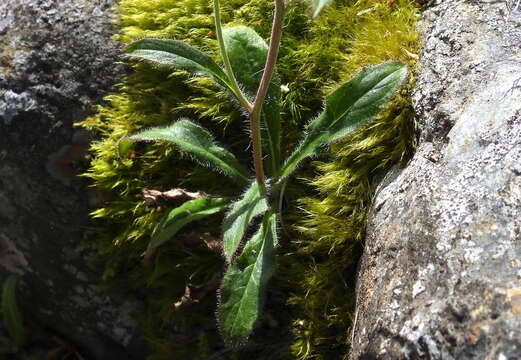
[2,276,24,349]
[311,0,334,18]
[218,211,278,347]
[278,62,407,181]
[222,181,269,262]
[128,119,251,185]
[223,26,282,175]
[125,38,232,89]
[145,197,230,259]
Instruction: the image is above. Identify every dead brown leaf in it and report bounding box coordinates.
[174,273,221,311]
[142,188,209,206]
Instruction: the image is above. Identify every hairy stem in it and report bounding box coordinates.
[213,0,253,112]
[250,0,285,187]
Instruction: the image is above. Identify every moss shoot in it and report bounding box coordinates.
[79,0,420,358]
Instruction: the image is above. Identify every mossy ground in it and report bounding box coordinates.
[79,0,420,358]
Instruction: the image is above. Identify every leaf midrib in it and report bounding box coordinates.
[328,69,399,130]
[130,48,234,91]
[175,137,250,184]
[228,233,265,339]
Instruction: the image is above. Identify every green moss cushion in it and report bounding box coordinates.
[79,0,419,358]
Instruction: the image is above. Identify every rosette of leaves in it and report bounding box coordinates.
[121,0,407,348]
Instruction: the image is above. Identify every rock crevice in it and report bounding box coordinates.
[351,1,521,359]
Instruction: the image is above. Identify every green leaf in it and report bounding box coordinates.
[311,0,334,18]
[223,26,282,175]
[2,276,24,349]
[278,61,408,181]
[128,119,251,185]
[218,211,278,347]
[146,197,230,259]
[222,181,269,262]
[125,38,233,90]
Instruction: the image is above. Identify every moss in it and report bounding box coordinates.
[79,0,420,358]
[283,3,420,358]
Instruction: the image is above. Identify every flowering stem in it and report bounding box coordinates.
[249,0,285,188]
[213,0,253,112]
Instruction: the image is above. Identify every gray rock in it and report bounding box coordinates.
[0,0,145,358]
[350,0,521,359]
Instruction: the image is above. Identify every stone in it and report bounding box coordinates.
[0,0,145,358]
[350,0,521,359]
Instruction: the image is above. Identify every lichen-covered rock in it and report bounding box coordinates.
[0,0,144,358]
[350,0,521,359]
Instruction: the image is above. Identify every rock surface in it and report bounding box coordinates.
[350,0,521,359]
[0,0,144,358]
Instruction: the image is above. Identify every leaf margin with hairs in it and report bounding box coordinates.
[126,119,252,185]
[145,197,231,259]
[277,61,408,181]
[125,38,233,90]
[222,181,269,262]
[218,211,278,347]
